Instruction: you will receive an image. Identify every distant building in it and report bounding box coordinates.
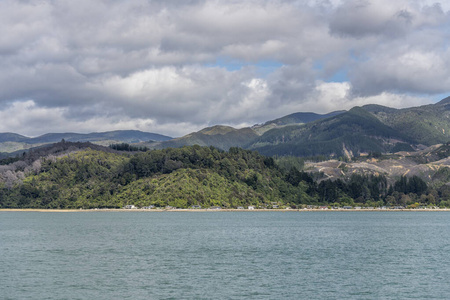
[248,206,255,210]
[124,205,136,209]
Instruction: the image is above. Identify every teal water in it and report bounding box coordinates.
[1,211,450,299]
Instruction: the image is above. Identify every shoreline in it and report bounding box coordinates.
[1,208,449,212]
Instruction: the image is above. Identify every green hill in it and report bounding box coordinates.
[0,144,312,209]
[0,130,172,154]
[364,98,450,145]
[155,126,259,150]
[1,142,448,208]
[252,111,344,134]
[248,107,408,157]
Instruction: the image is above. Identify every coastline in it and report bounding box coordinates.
[1,208,449,212]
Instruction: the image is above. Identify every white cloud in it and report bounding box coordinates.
[0,0,449,137]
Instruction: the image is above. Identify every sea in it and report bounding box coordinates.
[1,211,450,300]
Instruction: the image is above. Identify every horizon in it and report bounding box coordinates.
[1,1,450,137]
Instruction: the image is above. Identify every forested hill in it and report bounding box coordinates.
[151,97,450,157]
[1,142,448,209]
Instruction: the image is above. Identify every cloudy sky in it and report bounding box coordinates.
[1,0,449,137]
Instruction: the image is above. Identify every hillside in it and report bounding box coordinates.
[0,142,449,208]
[0,130,172,154]
[0,142,450,209]
[153,111,346,151]
[364,97,450,145]
[303,144,450,187]
[153,97,450,157]
[153,126,259,150]
[0,143,311,208]
[252,110,344,134]
[248,107,410,157]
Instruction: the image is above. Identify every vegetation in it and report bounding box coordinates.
[109,143,149,152]
[248,107,410,157]
[0,142,449,209]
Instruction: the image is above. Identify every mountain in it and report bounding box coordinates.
[2,97,450,158]
[252,111,345,134]
[153,111,345,151]
[247,107,410,157]
[0,133,30,143]
[363,98,450,146]
[152,125,259,150]
[152,97,450,157]
[0,130,172,154]
[27,130,172,144]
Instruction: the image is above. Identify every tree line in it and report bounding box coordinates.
[0,143,449,209]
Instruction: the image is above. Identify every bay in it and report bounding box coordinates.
[1,211,450,299]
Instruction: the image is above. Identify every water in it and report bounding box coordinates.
[1,211,450,299]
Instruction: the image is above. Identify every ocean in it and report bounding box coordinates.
[1,211,449,299]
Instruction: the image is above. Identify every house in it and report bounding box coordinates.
[248,206,255,210]
[124,205,136,209]
[191,205,202,209]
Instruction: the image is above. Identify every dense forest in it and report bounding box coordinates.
[0,142,449,209]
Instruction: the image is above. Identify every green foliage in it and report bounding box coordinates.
[1,144,446,209]
[394,176,428,196]
[249,107,404,157]
[109,143,149,152]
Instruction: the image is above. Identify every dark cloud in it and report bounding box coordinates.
[329,0,414,38]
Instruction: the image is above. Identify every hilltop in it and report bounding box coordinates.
[0,130,172,156]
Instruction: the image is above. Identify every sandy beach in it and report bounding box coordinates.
[1,208,449,212]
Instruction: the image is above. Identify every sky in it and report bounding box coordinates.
[1,0,450,138]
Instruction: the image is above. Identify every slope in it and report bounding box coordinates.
[252,110,345,134]
[248,107,409,157]
[364,97,450,145]
[154,125,259,150]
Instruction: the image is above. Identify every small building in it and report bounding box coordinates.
[248,206,255,210]
[124,205,136,209]
[191,205,202,209]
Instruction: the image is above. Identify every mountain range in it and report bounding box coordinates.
[150,96,450,158]
[1,96,450,158]
[0,130,172,155]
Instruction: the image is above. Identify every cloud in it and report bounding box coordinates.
[350,49,450,96]
[0,0,449,137]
